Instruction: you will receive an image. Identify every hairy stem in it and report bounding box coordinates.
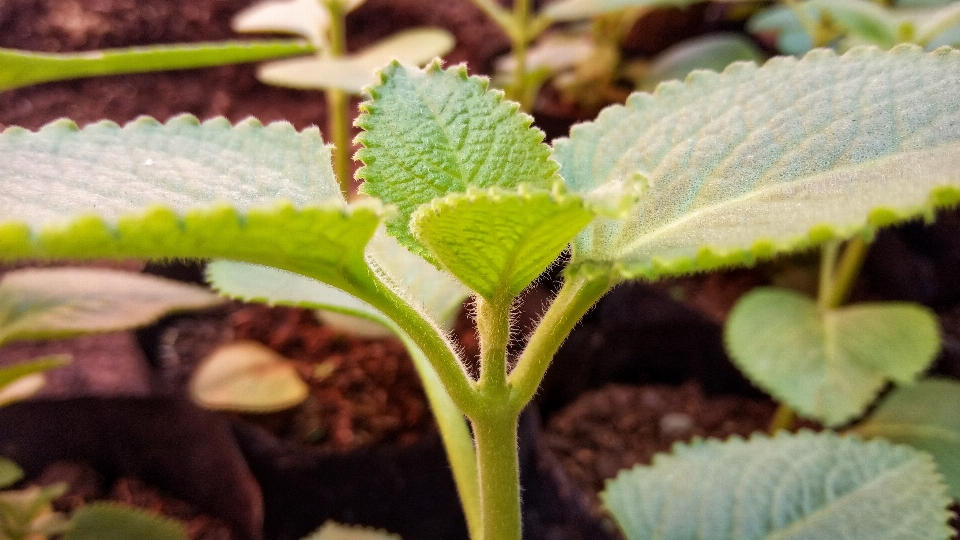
[325,0,352,196]
[472,409,521,540]
[476,294,512,396]
[508,273,614,410]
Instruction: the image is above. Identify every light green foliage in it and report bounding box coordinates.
[556,45,960,280]
[233,0,367,47]
[0,483,70,540]
[638,33,764,92]
[602,431,953,540]
[541,0,748,22]
[0,357,69,407]
[0,268,222,346]
[256,29,455,94]
[725,287,940,426]
[0,461,21,490]
[0,40,312,93]
[411,186,595,299]
[190,341,309,412]
[356,61,561,260]
[858,378,960,499]
[809,0,901,48]
[63,502,187,540]
[302,521,400,540]
[748,5,817,55]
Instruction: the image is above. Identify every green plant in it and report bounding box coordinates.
[2,43,960,540]
[233,0,454,194]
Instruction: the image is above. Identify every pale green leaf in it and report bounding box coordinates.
[411,186,595,299]
[543,0,710,22]
[233,0,366,47]
[557,46,960,280]
[857,378,960,499]
[0,357,68,390]
[356,61,560,260]
[0,268,222,346]
[257,28,455,93]
[913,2,960,45]
[809,0,900,48]
[0,115,385,293]
[64,502,188,540]
[639,33,764,92]
[0,40,313,92]
[302,521,400,540]
[0,459,23,489]
[190,341,308,412]
[724,287,940,426]
[603,431,953,540]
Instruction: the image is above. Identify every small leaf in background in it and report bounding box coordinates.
[724,287,940,426]
[0,459,23,489]
[64,502,188,540]
[556,46,960,281]
[302,521,401,540]
[0,483,71,540]
[356,62,561,260]
[748,4,816,55]
[637,33,764,92]
[411,187,595,299]
[542,0,715,22]
[808,0,900,48]
[0,40,313,93]
[257,28,455,94]
[0,356,70,407]
[602,431,953,540]
[0,268,223,346]
[233,0,366,47]
[190,341,308,413]
[857,378,960,499]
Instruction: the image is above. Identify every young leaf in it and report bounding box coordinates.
[0,459,23,489]
[64,502,188,540]
[356,61,561,260]
[808,0,899,48]
[302,521,400,540]
[411,186,595,299]
[0,116,385,293]
[603,431,953,540]
[857,378,960,499]
[0,268,222,346]
[724,287,940,426]
[190,341,309,413]
[257,28,455,94]
[0,40,313,93]
[233,0,331,47]
[557,46,960,280]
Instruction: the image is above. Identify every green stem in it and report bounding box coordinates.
[472,409,522,540]
[817,240,840,310]
[508,273,614,410]
[825,236,869,309]
[324,0,352,196]
[476,294,512,396]
[509,0,533,111]
[769,403,796,434]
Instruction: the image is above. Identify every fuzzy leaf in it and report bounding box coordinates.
[0,41,312,92]
[190,341,308,413]
[411,187,595,298]
[0,459,23,489]
[603,431,953,540]
[724,287,940,426]
[233,0,366,47]
[557,46,960,280]
[0,116,385,292]
[257,29,455,94]
[0,268,222,346]
[64,502,188,540]
[302,521,400,540]
[639,33,764,92]
[858,378,960,499]
[356,61,560,260]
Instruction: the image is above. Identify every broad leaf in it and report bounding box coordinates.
[809,0,900,48]
[0,40,313,92]
[857,378,960,499]
[603,431,953,540]
[0,268,222,346]
[639,33,764,92]
[356,61,560,260]
[257,28,455,94]
[302,521,400,540]
[557,46,960,280]
[411,187,595,299]
[0,115,385,293]
[190,341,309,412]
[0,459,23,489]
[233,0,366,47]
[64,503,188,540]
[724,287,940,426]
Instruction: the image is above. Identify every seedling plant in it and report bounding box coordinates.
[3,42,960,540]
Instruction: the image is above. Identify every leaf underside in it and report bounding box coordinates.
[724,287,940,426]
[0,40,313,92]
[356,61,560,261]
[557,45,960,280]
[411,186,595,299]
[0,116,384,290]
[858,378,960,499]
[602,431,953,540]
